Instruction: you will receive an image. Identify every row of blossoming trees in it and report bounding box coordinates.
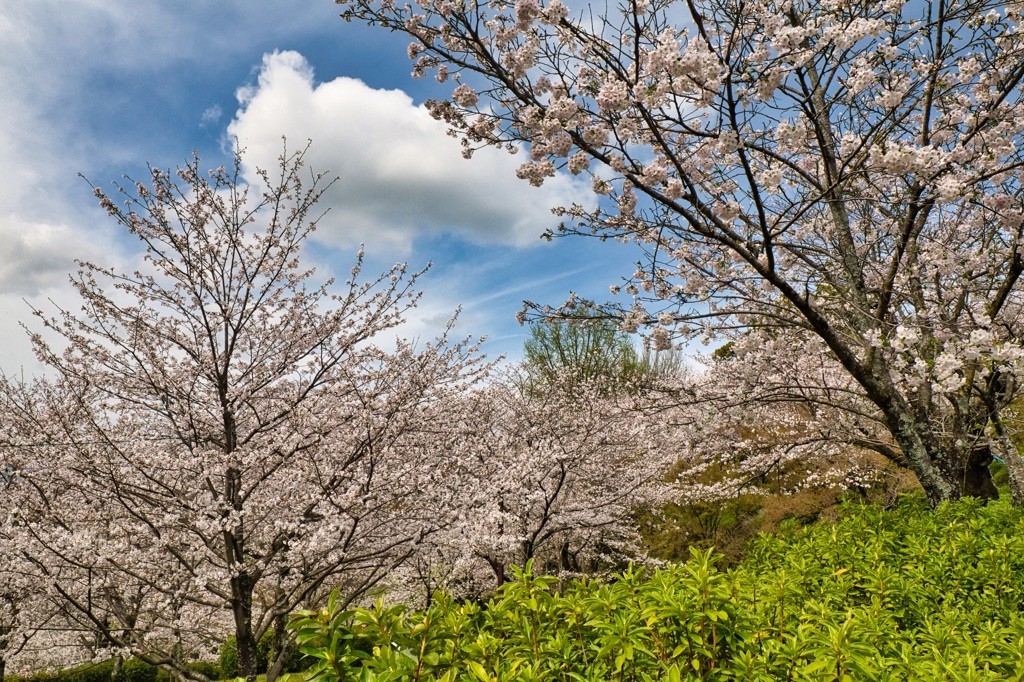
[0,152,975,682]
[0,149,708,682]
[0,144,1015,681]
[0,144,905,682]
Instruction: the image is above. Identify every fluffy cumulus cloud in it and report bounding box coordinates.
[228,51,595,253]
[0,2,345,293]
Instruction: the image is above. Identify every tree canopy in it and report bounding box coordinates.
[338,0,1024,505]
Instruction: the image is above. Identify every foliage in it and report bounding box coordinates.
[220,632,306,679]
[294,495,1024,680]
[338,0,1024,506]
[181,663,220,682]
[521,304,687,397]
[523,305,637,388]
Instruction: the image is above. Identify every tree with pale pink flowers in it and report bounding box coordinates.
[385,370,675,603]
[0,475,44,682]
[339,0,1024,505]
[1,147,487,681]
[659,333,915,507]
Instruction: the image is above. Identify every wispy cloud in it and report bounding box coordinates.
[201,105,223,127]
[464,264,601,308]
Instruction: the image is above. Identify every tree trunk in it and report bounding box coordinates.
[265,645,287,682]
[925,443,1000,505]
[231,576,259,682]
[485,556,506,589]
[961,447,999,501]
[873,390,1000,505]
[888,421,955,507]
[264,612,290,682]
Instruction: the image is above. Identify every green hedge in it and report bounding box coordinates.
[12,658,163,682]
[11,634,303,682]
[12,658,211,682]
[292,495,1024,680]
[183,662,219,681]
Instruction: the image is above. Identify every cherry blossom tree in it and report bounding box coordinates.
[1,439,119,679]
[338,0,1024,505]
[0,398,91,682]
[657,334,916,505]
[0,470,44,682]
[1,147,486,681]
[388,372,673,601]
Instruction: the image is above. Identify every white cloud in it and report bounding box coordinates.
[227,50,595,254]
[0,6,130,374]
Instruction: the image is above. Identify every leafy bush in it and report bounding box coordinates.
[183,662,219,681]
[114,659,160,682]
[293,495,1024,680]
[218,638,240,679]
[21,661,115,682]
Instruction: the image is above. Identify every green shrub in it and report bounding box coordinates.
[292,495,1024,680]
[220,629,304,678]
[218,639,239,680]
[184,661,219,681]
[36,660,114,682]
[15,658,165,682]
[116,659,159,682]
[15,658,197,682]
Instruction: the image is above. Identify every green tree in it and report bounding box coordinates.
[521,304,684,395]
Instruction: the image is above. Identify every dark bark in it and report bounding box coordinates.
[264,613,291,682]
[878,400,955,506]
[559,542,579,574]
[230,574,259,682]
[962,447,999,501]
[485,556,506,589]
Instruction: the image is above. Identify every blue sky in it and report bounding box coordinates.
[0,0,644,373]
